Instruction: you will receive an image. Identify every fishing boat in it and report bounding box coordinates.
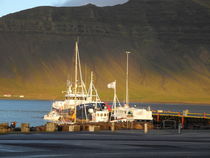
[107,81,153,122]
[108,52,153,122]
[44,41,105,123]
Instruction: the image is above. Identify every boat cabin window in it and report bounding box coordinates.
[66,97,87,100]
[128,111,133,115]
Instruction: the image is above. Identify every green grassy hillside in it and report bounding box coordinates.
[0,0,209,103]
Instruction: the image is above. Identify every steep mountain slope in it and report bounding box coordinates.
[0,0,209,103]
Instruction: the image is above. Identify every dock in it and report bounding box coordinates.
[1,109,210,134]
[152,110,210,129]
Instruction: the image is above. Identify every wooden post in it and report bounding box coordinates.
[21,123,30,133]
[69,125,80,132]
[144,123,148,134]
[178,123,182,134]
[181,116,185,128]
[89,125,100,132]
[46,123,56,132]
[0,123,9,134]
[111,122,115,131]
[204,112,206,119]
[157,113,160,122]
[131,121,133,129]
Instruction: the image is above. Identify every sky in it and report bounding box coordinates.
[0,0,128,17]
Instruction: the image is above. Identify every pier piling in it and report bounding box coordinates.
[21,123,30,133]
[0,123,9,134]
[111,122,115,131]
[178,123,182,134]
[68,125,80,132]
[181,116,185,128]
[46,123,56,132]
[144,123,148,134]
[89,125,100,132]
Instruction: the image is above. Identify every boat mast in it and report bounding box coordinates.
[125,51,131,107]
[74,41,79,123]
[74,41,78,95]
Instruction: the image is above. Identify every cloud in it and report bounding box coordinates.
[60,0,128,7]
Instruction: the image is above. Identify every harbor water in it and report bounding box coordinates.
[0,100,52,127]
[0,99,210,127]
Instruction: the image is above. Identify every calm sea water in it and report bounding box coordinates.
[0,100,210,127]
[0,100,52,127]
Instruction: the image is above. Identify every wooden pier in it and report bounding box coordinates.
[1,110,210,134]
[152,110,210,129]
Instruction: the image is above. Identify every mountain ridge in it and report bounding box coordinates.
[0,0,209,103]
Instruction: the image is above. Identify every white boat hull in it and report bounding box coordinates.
[112,107,153,122]
[44,111,61,121]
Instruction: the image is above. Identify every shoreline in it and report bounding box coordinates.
[0,98,210,106]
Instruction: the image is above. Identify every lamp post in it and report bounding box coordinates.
[125,51,131,107]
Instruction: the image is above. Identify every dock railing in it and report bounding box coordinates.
[152,110,210,119]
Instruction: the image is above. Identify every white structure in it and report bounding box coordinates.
[44,111,61,121]
[130,108,153,121]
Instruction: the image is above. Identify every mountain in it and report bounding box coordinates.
[0,0,210,103]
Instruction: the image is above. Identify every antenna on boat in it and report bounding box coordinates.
[125,51,131,107]
[113,80,117,119]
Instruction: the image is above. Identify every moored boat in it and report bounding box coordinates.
[44,41,105,123]
[108,51,153,122]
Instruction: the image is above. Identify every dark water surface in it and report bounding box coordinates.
[0,100,210,127]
